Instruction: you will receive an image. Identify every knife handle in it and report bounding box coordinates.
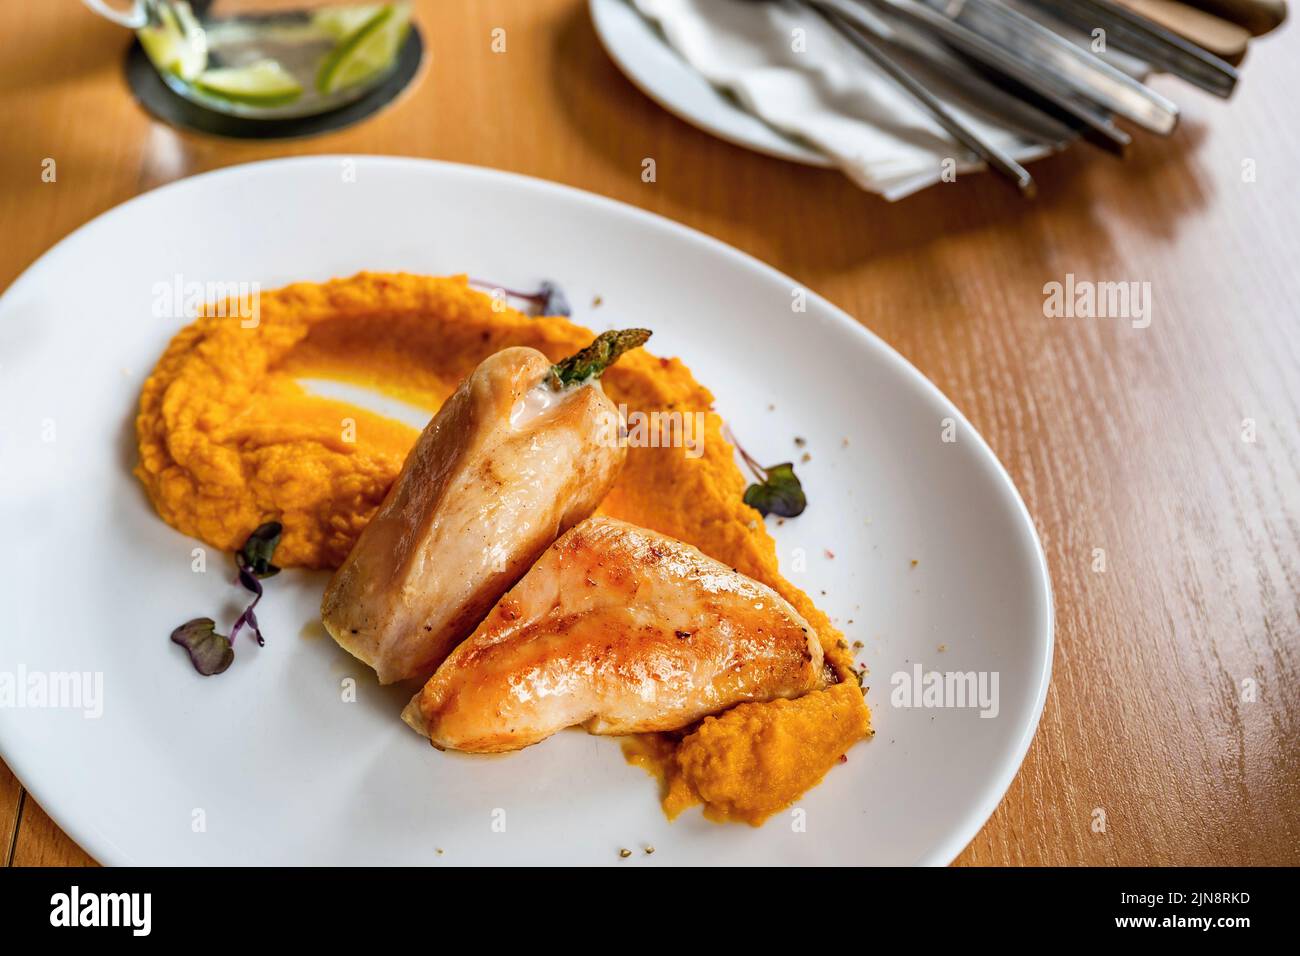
[1114,0,1251,62]
[1178,0,1287,35]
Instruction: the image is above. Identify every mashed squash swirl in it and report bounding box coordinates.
[135,272,871,821]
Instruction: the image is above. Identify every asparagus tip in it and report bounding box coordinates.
[549,328,652,387]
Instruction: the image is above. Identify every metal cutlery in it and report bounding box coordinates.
[831,0,1077,146]
[1178,0,1287,34]
[1026,0,1239,95]
[860,0,1136,153]
[885,0,1180,133]
[733,0,1277,195]
[803,0,1042,194]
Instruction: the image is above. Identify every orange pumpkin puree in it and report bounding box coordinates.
[135,272,872,822]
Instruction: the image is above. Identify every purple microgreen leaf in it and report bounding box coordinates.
[230,568,265,647]
[238,521,282,578]
[468,278,572,317]
[246,608,263,648]
[536,280,571,318]
[169,522,282,677]
[170,618,234,676]
[231,602,265,648]
[237,566,263,596]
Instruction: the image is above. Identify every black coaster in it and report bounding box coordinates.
[124,24,424,140]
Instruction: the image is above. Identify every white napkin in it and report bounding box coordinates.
[632,0,1061,200]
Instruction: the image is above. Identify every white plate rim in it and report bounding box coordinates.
[0,155,1054,866]
[588,0,834,167]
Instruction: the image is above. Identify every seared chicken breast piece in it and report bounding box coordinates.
[403,516,828,752]
[322,338,645,684]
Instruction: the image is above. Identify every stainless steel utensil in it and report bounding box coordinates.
[902,0,1180,132]
[1027,0,1239,96]
[833,0,1077,146]
[861,0,1138,152]
[802,0,1040,194]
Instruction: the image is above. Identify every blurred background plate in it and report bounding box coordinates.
[589,0,833,165]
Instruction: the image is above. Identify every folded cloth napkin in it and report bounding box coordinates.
[632,0,1063,199]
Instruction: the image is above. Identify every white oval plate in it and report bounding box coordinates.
[0,156,1051,866]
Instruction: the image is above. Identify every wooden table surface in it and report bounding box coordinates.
[2,0,1297,867]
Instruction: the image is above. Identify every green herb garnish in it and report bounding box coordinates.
[730,430,808,518]
[742,462,807,517]
[548,328,652,389]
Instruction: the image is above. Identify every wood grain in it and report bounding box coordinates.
[10,798,96,868]
[1,0,1296,866]
[0,763,20,865]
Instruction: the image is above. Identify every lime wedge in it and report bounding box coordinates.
[194,60,303,106]
[138,1,208,81]
[316,3,411,95]
[312,4,386,42]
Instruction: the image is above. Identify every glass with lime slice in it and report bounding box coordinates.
[120,1,413,120]
[194,59,304,106]
[137,1,208,81]
[316,4,411,95]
